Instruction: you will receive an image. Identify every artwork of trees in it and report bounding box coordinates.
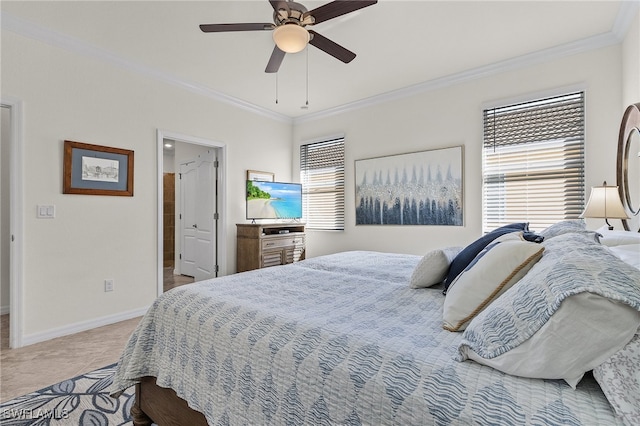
[355,147,463,226]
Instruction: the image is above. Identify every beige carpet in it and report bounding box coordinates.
[0,314,140,402]
[1,271,194,402]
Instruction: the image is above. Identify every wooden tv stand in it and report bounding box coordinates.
[236,223,305,272]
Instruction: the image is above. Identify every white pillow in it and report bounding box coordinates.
[608,244,640,270]
[443,240,544,332]
[462,292,640,388]
[593,329,640,426]
[456,232,640,389]
[410,247,462,289]
[597,226,640,247]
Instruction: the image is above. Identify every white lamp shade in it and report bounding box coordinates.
[580,185,629,219]
[272,24,309,53]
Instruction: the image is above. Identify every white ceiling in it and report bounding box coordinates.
[1,1,634,120]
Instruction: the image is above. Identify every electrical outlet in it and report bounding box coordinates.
[104,279,114,292]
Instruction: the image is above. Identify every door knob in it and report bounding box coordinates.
[193,224,198,228]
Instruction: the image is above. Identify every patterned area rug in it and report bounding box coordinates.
[0,364,134,425]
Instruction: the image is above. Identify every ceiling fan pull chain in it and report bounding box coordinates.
[300,48,310,110]
[275,72,279,104]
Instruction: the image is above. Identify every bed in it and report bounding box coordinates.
[110,104,640,426]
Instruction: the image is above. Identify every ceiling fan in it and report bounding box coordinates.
[200,0,377,73]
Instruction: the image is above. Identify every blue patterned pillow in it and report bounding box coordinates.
[456,232,640,387]
[539,219,586,239]
[593,330,640,425]
[443,223,528,293]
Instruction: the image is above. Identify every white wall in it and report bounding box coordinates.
[622,9,640,107]
[2,30,292,341]
[163,147,175,174]
[293,46,623,257]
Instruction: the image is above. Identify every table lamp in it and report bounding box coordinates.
[580,181,629,230]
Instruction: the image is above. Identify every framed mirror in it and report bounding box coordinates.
[616,103,640,232]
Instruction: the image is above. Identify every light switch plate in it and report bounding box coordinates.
[37,205,55,218]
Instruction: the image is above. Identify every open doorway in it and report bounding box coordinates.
[161,153,194,292]
[156,130,226,297]
[1,106,11,347]
[0,105,11,318]
[2,97,24,349]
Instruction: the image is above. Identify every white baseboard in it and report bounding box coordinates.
[21,306,149,347]
[0,304,9,315]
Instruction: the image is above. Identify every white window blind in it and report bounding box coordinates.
[300,137,345,230]
[483,92,585,232]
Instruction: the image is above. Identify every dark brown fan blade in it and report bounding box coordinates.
[269,0,290,14]
[265,45,286,73]
[304,1,377,25]
[199,23,273,33]
[308,30,356,63]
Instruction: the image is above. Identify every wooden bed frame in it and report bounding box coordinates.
[131,377,207,426]
[130,103,640,425]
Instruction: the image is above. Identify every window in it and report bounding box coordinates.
[483,92,585,232]
[300,136,345,230]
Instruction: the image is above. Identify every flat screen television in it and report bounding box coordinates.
[246,180,303,220]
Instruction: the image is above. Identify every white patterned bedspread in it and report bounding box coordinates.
[110,251,621,425]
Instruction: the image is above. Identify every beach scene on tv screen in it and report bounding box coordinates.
[247,181,302,219]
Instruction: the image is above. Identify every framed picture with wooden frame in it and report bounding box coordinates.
[246,170,274,182]
[63,140,134,196]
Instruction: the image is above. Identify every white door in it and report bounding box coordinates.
[180,149,217,281]
[193,150,216,281]
[180,161,197,277]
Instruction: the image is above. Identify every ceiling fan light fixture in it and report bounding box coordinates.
[273,24,309,53]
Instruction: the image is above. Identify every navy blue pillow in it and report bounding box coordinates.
[443,223,529,293]
[522,231,544,243]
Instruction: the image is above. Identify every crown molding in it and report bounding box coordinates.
[0,12,293,125]
[2,2,635,127]
[612,0,640,41]
[293,33,619,125]
[293,1,637,125]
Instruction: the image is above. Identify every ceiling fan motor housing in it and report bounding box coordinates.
[273,1,313,27]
